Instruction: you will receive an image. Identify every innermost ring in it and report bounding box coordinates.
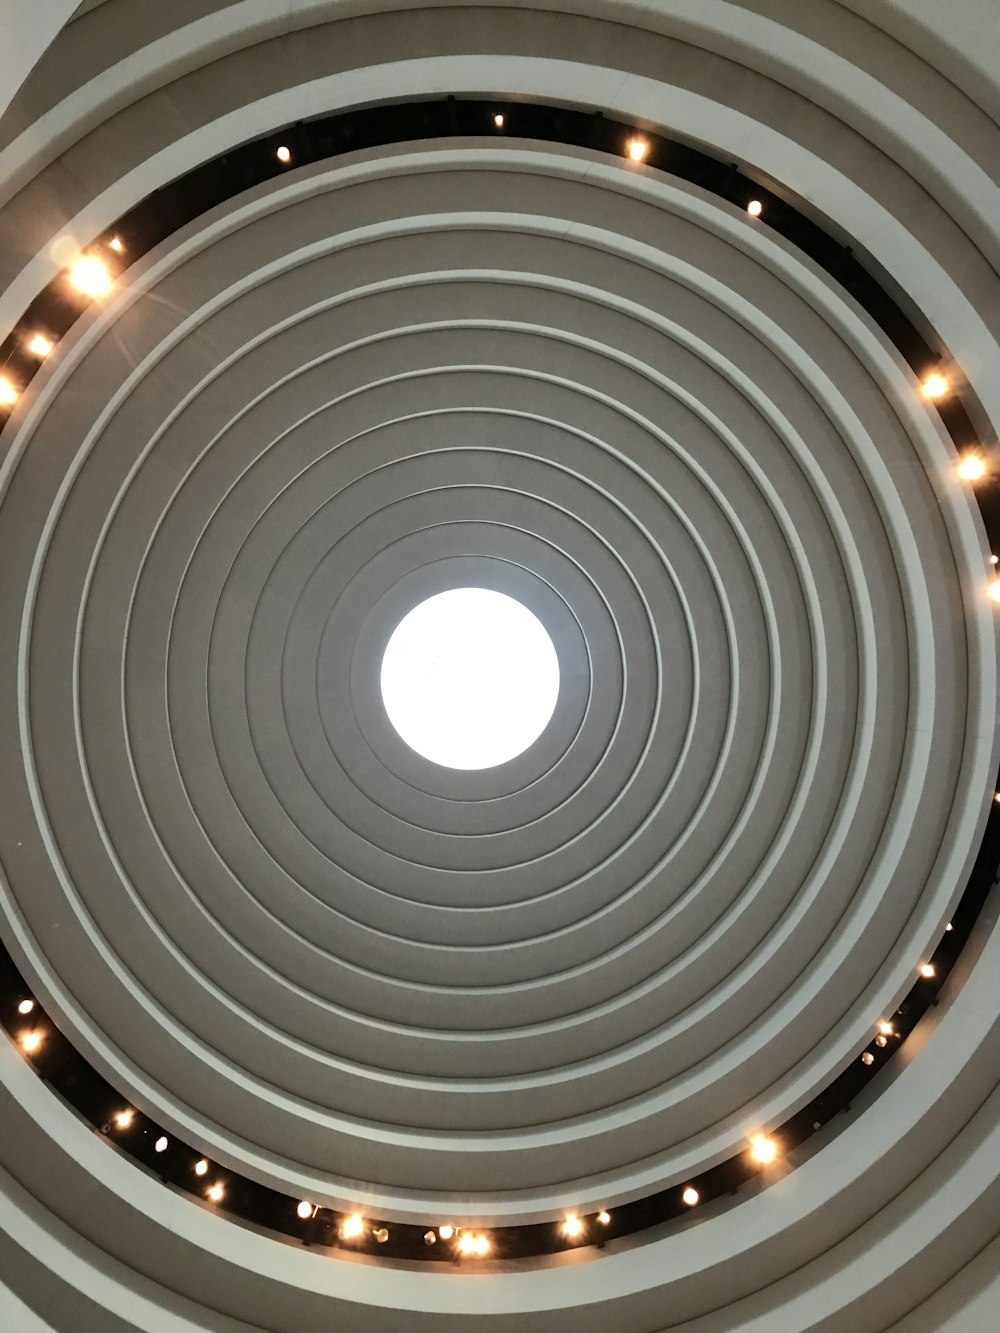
[379,587,560,770]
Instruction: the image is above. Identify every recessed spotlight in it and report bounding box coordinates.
[596,1211,611,1225]
[922,372,949,399]
[682,1186,700,1206]
[17,999,34,1015]
[992,556,999,566]
[297,1201,313,1219]
[276,145,291,164]
[438,1224,454,1240]
[373,1227,390,1244]
[69,254,112,297]
[747,199,763,217]
[114,1109,133,1130]
[155,1136,168,1153]
[0,377,18,407]
[920,963,936,978]
[26,333,53,358]
[990,581,1000,603]
[879,1021,894,1036]
[957,454,987,481]
[424,1230,437,1244]
[626,136,648,162]
[108,236,125,254]
[194,1159,209,1177]
[493,113,504,128]
[862,1052,875,1065]
[19,1030,42,1053]
[749,1134,778,1164]
[561,1215,584,1239]
[474,1234,490,1257]
[875,1033,888,1048]
[207,1182,224,1203]
[946,921,954,931]
[341,1214,364,1240]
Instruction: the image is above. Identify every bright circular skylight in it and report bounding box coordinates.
[380,588,560,769]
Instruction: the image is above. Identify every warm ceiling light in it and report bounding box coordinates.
[493,113,504,127]
[194,1159,209,1176]
[17,999,34,1015]
[341,1214,364,1240]
[956,454,987,481]
[19,1030,42,1053]
[749,1134,778,1164]
[0,377,18,407]
[994,792,1000,803]
[862,1052,875,1065]
[155,1136,168,1153]
[207,1183,224,1203]
[27,333,53,358]
[373,1227,390,1244]
[276,145,291,163]
[114,1109,133,1129]
[297,1201,313,1219]
[992,555,999,565]
[746,199,763,217]
[681,1186,700,1206]
[458,1232,477,1255]
[920,963,936,978]
[875,1033,888,1048]
[108,236,125,253]
[990,581,1000,603]
[561,1215,584,1239]
[946,921,954,931]
[879,1021,894,1036]
[626,136,648,161]
[424,1230,437,1244]
[438,1224,454,1240]
[597,1210,610,1225]
[474,1234,490,1257]
[69,254,113,297]
[922,372,949,399]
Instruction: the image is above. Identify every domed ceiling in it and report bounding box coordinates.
[1,3,999,1330]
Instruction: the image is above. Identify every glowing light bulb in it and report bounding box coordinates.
[27,333,53,358]
[682,1186,700,1206]
[458,1232,477,1255]
[749,1134,778,1164]
[493,113,504,128]
[341,1214,364,1240]
[957,454,987,481]
[747,199,763,217]
[994,792,1000,803]
[194,1159,209,1177]
[207,1183,224,1203]
[561,1215,584,1239]
[155,1136,168,1152]
[438,1224,454,1240]
[946,922,954,931]
[992,556,999,565]
[17,999,34,1015]
[19,1030,41,1053]
[0,377,18,407]
[474,1234,490,1257]
[108,236,125,254]
[69,255,112,297]
[597,1211,610,1225]
[626,137,648,162]
[114,1109,133,1130]
[875,1033,888,1048]
[374,1227,389,1244]
[922,372,949,400]
[920,963,936,978]
[862,1051,875,1065]
[424,1230,437,1244]
[297,1201,313,1220]
[276,145,291,163]
[879,1021,894,1036]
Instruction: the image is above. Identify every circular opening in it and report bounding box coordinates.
[380,588,560,769]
